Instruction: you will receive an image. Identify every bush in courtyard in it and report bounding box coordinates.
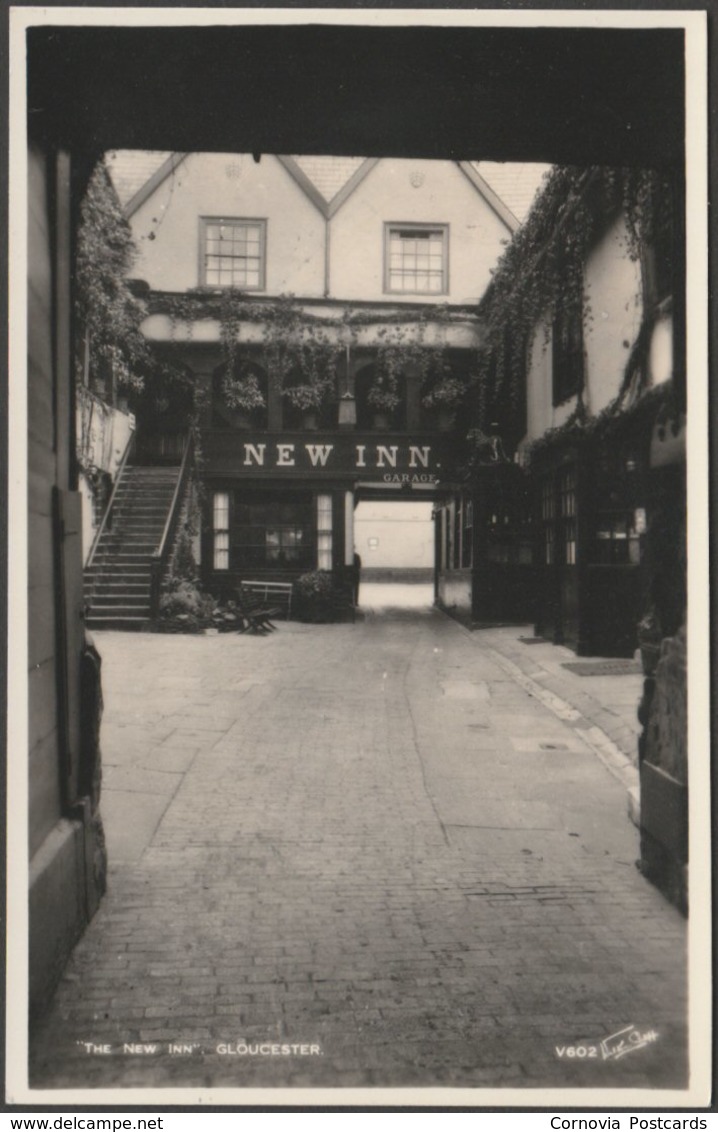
[156,580,208,633]
[293,570,336,623]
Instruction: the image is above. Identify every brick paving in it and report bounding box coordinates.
[28,590,688,1096]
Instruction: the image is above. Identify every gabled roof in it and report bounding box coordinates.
[473,162,552,226]
[276,156,380,218]
[123,152,188,218]
[106,149,172,206]
[291,156,367,203]
[457,163,519,233]
[112,151,534,230]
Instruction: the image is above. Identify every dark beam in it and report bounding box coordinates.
[27,25,684,167]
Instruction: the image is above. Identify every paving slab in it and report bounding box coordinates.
[27,591,692,1101]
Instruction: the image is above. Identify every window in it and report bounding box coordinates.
[453,497,462,569]
[552,303,584,406]
[201,218,266,289]
[541,481,555,565]
[385,224,448,295]
[317,494,333,570]
[462,499,473,568]
[213,492,230,570]
[229,493,314,570]
[558,467,577,566]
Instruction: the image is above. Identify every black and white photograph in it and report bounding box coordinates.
[8,6,711,1107]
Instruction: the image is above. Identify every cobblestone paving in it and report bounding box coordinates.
[29,597,688,1096]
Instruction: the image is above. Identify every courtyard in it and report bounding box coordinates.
[29,587,687,1096]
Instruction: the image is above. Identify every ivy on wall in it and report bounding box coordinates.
[154,290,478,415]
[75,161,155,392]
[473,165,675,436]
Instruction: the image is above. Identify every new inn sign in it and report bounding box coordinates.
[203,432,448,485]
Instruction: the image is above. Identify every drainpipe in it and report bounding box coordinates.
[324,216,331,298]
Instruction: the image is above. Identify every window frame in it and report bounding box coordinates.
[551,300,584,407]
[384,222,449,296]
[199,216,267,291]
[233,493,314,571]
[316,493,333,571]
[212,491,231,571]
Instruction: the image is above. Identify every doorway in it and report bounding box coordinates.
[353,497,434,610]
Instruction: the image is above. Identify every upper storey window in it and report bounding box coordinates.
[552,302,584,406]
[200,218,266,289]
[385,223,448,295]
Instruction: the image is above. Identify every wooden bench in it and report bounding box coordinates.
[234,584,283,634]
[240,579,294,620]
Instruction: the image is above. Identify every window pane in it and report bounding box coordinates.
[213,493,229,527]
[214,531,229,571]
[203,220,264,289]
[387,226,446,293]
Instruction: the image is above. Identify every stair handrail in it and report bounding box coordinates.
[86,429,136,569]
[150,431,194,618]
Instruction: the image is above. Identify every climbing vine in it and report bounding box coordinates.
[154,290,477,415]
[474,165,675,433]
[75,160,155,392]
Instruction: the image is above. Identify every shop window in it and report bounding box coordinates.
[484,497,533,566]
[453,498,462,569]
[317,494,333,570]
[540,481,555,565]
[462,500,473,568]
[200,218,266,289]
[552,303,584,406]
[213,492,230,570]
[231,493,314,570]
[385,224,448,295]
[444,501,453,570]
[593,509,642,565]
[558,467,577,566]
[439,508,447,570]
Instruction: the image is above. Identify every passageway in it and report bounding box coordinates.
[30,611,687,1093]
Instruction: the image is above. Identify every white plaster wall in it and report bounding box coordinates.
[354,500,434,568]
[128,153,326,295]
[648,312,673,386]
[75,402,134,560]
[330,159,511,304]
[523,320,572,445]
[79,475,95,563]
[583,213,643,415]
[522,213,644,446]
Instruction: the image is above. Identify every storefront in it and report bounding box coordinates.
[435,461,534,627]
[200,430,448,597]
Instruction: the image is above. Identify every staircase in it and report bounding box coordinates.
[84,465,180,630]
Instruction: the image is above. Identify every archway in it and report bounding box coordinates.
[352,493,435,610]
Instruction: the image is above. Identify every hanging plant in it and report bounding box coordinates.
[281,326,339,413]
[368,345,403,412]
[156,292,481,419]
[220,360,266,412]
[421,366,467,409]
